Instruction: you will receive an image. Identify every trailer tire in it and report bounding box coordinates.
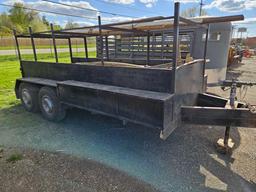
[39,86,66,122]
[19,83,39,112]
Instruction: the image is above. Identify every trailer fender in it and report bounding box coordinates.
[15,79,22,99]
[15,78,58,99]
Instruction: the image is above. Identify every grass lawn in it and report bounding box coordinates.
[0,51,96,109]
[0,43,96,50]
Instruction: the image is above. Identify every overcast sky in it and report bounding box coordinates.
[1,0,256,37]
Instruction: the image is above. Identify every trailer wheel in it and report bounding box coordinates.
[19,83,39,112]
[38,87,66,121]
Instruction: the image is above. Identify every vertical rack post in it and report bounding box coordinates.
[161,31,164,60]
[131,30,135,59]
[13,29,23,77]
[171,2,180,94]
[224,125,231,146]
[29,27,37,62]
[105,36,109,61]
[84,37,88,60]
[202,24,209,88]
[68,37,73,62]
[199,0,203,16]
[147,31,150,66]
[98,16,104,65]
[13,30,21,61]
[114,35,117,58]
[50,23,58,63]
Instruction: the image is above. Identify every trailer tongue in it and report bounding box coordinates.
[182,80,256,153]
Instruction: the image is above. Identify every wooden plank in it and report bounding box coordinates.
[99,51,189,57]
[58,15,243,36]
[105,58,173,66]
[58,80,173,101]
[201,15,244,24]
[21,60,174,93]
[17,77,58,87]
[181,106,256,127]
[59,85,166,129]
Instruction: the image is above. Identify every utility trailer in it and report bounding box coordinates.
[14,2,256,151]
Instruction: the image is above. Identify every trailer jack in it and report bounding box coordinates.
[216,80,256,154]
[215,125,234,154]
[182,79,256,154]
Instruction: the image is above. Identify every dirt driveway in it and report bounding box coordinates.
[0,57,255,192]
[0,147,158,192]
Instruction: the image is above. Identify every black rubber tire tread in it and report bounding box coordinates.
[38,86,66,122]
[19,83,39,112]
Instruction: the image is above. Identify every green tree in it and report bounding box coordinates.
[65,20,80,29]
[8,3,49,33]
[30,16,48,32]
[52,24,62,31]
[42,16,50,27]
[9,3,29,32]
[27,10,38,22]
[0,3,58,36]
[0,13,14,36]
[181,7,207,18]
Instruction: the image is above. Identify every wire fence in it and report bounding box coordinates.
[0,36,96,69]
[0,36,95,49]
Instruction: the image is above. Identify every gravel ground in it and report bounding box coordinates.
[0,57,255,192]
[0,147,158,192]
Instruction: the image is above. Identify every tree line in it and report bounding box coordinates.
[0,3,80,37]
[0,2,206,37]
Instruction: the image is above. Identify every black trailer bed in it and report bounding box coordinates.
[58,80,173,101]
[17,77,173,101]
[16,77,175,131]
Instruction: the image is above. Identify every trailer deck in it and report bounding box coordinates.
[15,57,205,138]
[13,2,255,150]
